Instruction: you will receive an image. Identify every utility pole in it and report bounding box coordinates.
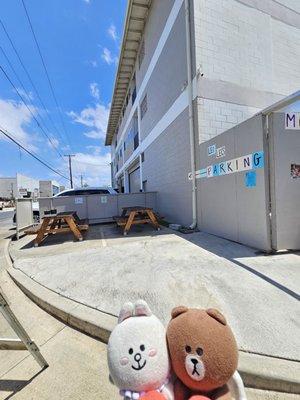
[80,174,83,188]
[64,154,75,188]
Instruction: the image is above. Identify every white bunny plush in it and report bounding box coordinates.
[107,300,174,400]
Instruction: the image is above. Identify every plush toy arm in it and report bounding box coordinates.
[161,381,174,400]
[227,371,247,400]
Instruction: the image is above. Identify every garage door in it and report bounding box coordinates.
[129,167,140,193]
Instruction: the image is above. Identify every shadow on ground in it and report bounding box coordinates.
[0,369,45,400]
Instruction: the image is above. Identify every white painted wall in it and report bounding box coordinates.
[193,0,300,142]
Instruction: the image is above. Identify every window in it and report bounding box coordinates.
[132,87,136,105]
[134,132,139,150]
[123,141,126,151]
[141,152,145,162]
[141,94,147,119]
[139,39,145,68]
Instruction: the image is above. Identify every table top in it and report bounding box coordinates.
[122,206,153,211]
[43,211,76,219]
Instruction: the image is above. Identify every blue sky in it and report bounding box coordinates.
[0,0,126,187]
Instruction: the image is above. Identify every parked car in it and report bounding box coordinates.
[54,187,117,197]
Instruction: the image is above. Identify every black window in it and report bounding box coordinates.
[58,191,73,197]
[132,87,136,104]
[141,94,147,119]
[134,133,139,150]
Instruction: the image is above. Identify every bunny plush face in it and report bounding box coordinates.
[107,301,170,393]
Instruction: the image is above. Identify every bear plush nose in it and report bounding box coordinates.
[191,358,198,365]
[134,353,142,362]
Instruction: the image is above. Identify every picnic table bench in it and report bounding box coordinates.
[114,206,161,235]
[25,211,89,247]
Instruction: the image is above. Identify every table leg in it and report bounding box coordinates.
[123,211,136,235]
[147,210,160,230]
[34,218,50,247]
[65,217,83,241]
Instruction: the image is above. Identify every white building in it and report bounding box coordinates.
[106,0,300,225]
[0,174,39,200]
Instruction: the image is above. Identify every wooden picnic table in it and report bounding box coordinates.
[25,211,89,247]
[114,206,161,236]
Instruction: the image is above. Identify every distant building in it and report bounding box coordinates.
[0,174,39,200]
[39,180,61,197]
[106,0,300,225]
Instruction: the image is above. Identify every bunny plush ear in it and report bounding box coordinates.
[118,302,134,323]
[134,299,152,317]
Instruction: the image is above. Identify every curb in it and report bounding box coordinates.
[4,240,300,395]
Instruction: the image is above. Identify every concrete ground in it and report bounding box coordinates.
[9,223,300,362]
[0,223,119,400]
[1,218,299,398]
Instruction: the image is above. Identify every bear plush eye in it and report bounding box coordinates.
[140,344,145,351]
[128,348,133,355]
[185,345,191,353]
[196,347,203,356]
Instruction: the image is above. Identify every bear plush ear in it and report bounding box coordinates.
[118,302,134,323]
[134,299,152,317]
[206,308,227,325]
[171,306,188,319]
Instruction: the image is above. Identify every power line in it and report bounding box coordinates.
[21,0,72,149]
[0,18,69,149]
[0,126,70,182]
[0,46,66,160]
[0,63,65,161]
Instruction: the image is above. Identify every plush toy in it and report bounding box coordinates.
[107,300,174,400]
[166,307,247,400]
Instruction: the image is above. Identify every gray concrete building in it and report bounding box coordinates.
[39,180,61,197]
[106,0,300,226]
[0,174,39,200]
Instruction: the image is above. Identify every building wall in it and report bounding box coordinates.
[142,108,192,225]
[109,0,193,225]
[140,4,187,141]
[0,177,16,199]
[16,174,39,197]
[193,0,300,143]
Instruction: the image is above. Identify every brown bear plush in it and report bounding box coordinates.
[167,306,246,400]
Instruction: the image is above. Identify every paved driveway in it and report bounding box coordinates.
[10,224,300,362]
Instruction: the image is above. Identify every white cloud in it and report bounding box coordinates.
[0,98,38,151]
[65,149,111,187]
[68,104,109,139]
[15,87,34,101]
[48,137,59,149]
[101,47,118,65]
[89,82,100,100]
[108,23,118,41]
[68,102,110,140]
[83,130,103,139]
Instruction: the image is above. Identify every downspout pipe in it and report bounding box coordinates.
[184,0,197,229]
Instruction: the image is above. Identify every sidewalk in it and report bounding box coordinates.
[7,223,300,394]
[0,230,119,400]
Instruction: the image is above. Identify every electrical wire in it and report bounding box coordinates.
[0,46,66,160]
[0,64,65,161]
[0,18,69,149]
[0,126,70,182]
[21,0,72,149]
